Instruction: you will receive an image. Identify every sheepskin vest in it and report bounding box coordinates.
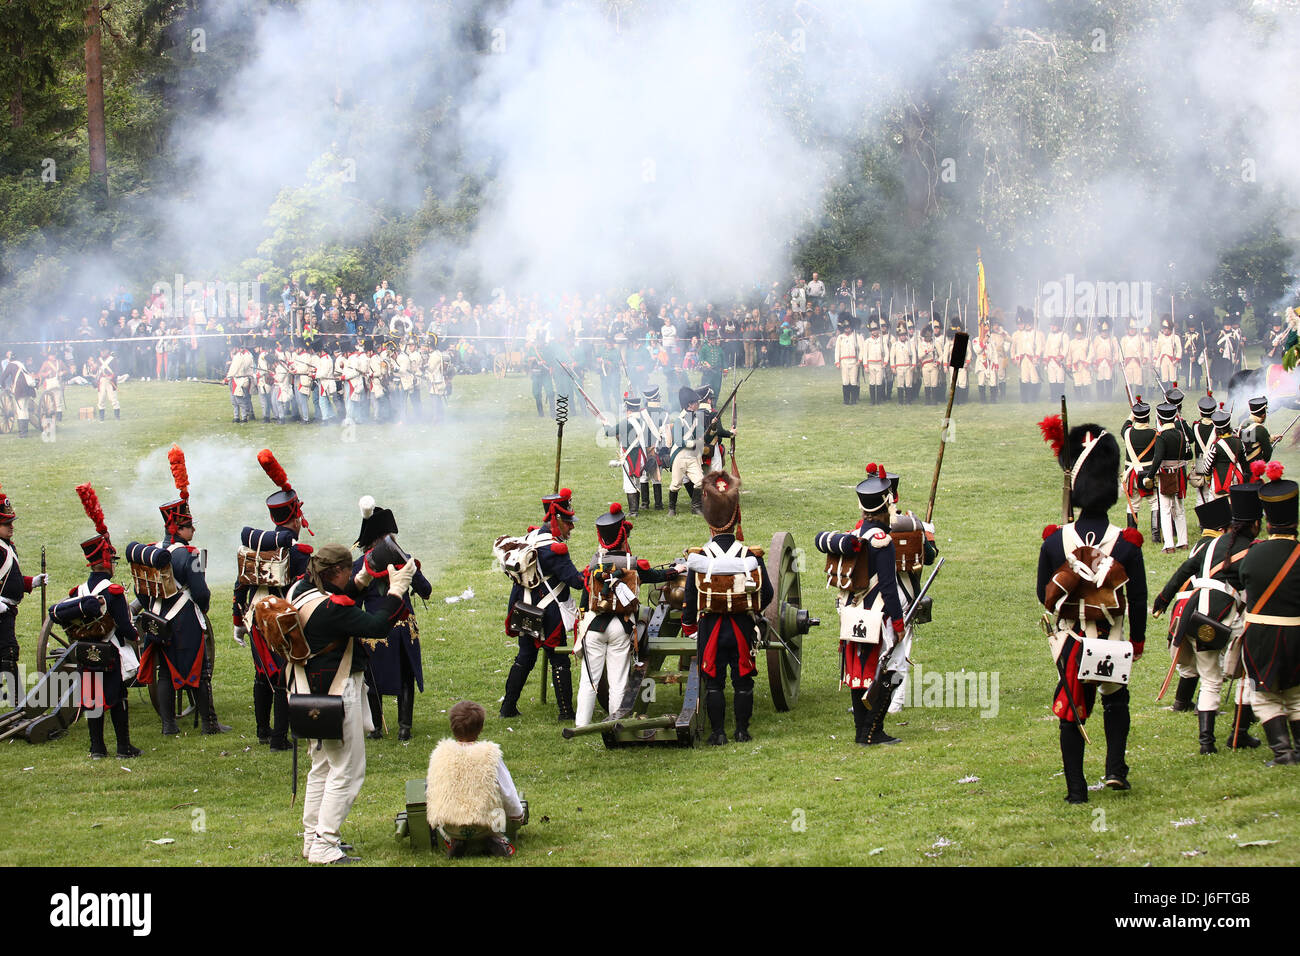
[425,739,503,828]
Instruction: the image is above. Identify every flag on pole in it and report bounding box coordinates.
[976,247,990,341]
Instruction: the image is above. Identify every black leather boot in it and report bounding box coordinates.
[500,661,527,718]
[866,700,900,745]
[1227,704,1261,749]
[852,689,870,745]
[551,657,575,721]
[842,385,850,405]
[158,679,179,737]
[1262,716,1298,766]
[733,688,753,742]
[1198,709,1217,755]
[254,679,272,742]
[1102,688,1131,788]
[627,493,639,519]
[705,687,726,745]
[397,679,414,741]
[1060,720,1088,803]
[114,407,120,420]
[641,484,650,511]
[268,683,292,750]
[366,681,384,739]
[689,487,703,516]
[653,484,663,510]
[88,715,109,758]
[111,700,141,758]
[1171,675,1198,712]
[198,673,231,734]
[667,490,678,517]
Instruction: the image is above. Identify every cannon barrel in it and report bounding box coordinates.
[562,713,679,739]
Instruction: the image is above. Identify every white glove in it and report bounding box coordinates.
[232,624,248,647]
[354,566,374,590]
[387,562,415,597]
[0,596,16,614]
[29,573,49,588]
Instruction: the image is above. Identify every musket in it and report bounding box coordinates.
[1275,411,1300,443]
[1040,612,1090,744]
[553,395,568,495]
[925,332,969,524]
[1061,396,1074,523]
[862,557,945,714]
[705,366,756,434]
[1116,339,1138,409]
[731,387,743,541]
[556,360,612,427]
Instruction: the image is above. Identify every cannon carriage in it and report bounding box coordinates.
[561,531,818,748]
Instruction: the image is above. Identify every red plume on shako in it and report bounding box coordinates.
[159,444,194,536]
[258,448,311,535]
[76,482,116,565]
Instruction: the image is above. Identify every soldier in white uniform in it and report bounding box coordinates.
[863,320,889,405]
[1043,317,1068,403]
[833,315,864,406]
[1155,317,1183,393]
[1091,319,1119,400]
[890,319,917,405]
[225,344,255,424]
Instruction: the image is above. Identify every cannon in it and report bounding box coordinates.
[0,602,214,744]
[562,531,818,748]
[395,778,528,856]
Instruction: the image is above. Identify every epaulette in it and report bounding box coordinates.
[1121,527,1144,548]
[329,594,355,606]
[1042,524,1060,541]
[107,583,125,595]
[550,542,568,556]
[67,587,77,597]
[296,543,313,554]
[867,529,890,549]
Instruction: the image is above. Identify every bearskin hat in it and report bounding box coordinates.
[1063,423,1120,513]
[700,472,741,535]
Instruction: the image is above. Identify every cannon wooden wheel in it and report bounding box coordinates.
[763,531,807,712]
[36,612,75,678]
[36,391,58,424]
[0,393,16,434]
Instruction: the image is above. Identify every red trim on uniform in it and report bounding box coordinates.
[1052,640,1089,723]
[550,542,568,555]
[329,594,355,606]
[22,576,33,592]
[295,543,313,554]
[107,583,125,595]
[250,626,281,679]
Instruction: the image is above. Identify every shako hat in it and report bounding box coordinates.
[76,482,116,565]
[543,488,574,520]
[1248,396,1268,416]
[1260,473,1298,528]
[258,448,310,533]
[1193,494,1232,531]
[1167,386,1185,405]
[596,502,631,548]
[1130,400,1151,422]
[1211,408,1232,430]
[643,385,662,407]
[678,386,699,409]
[856,463,893,513]
[700,472,741,535]
[695,385,715,405]
[1227,482,1263,524]
[1156,402,1178,423]
[623,392,643,411]
[0,485,15,521]
[159,444,194,534]
[1197,395,1217,417]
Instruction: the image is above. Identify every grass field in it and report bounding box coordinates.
[1,367,1296,867]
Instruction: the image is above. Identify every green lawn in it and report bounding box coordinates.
[1,368,1296,867]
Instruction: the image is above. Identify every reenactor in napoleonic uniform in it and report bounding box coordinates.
[1119,321,1143,393]
[1121,400,1158,533]
[1067,322,1092,401]
[683,473,773,745]
[352,498,431,740]
[1241,474,1300,765]
[1144,402,1189,553]
[226,343,255,424]
[1213,320,1239,390]
[1188,395,1219,506]
[133,457,221,737]
[886,472,938,715]
[890,319,917,405]
[232,449,315,751]
[426,341,449,424]
[834,314,864,406]
[1043,317,1068,403]
[640,386,671,511]
[37,352,65,423]
[57,488,141,759]
[668,387,706,517]
[990,316,1011,400]
[0,488,47,706]
[918,324,942,405]
[1155,317,1183,394]
[862,320,889,405]
[1091,319,1119,401]
[314,346,337,423]
[1199,408,1247,503]
[1039,425,1146,802]
[1011,308,1043,403]
[695,385,733,476]
[605,393,652,518]
[1239,396,1278,466]
[815,465,906,745]
[945,316,971,404]
[95,348,121,421]
[498,490,583,721]
[527,341,555,418]
[572,502,680,727]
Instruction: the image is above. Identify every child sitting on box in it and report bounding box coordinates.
[426,700,526,857]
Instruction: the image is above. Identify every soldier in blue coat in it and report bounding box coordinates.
[352,497,431,740]
[54,506,140,758]
[0,488,47,707]
[499,489,584,720]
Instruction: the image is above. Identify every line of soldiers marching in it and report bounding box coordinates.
[223,338,452,426]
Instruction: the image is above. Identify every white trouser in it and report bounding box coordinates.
[575,617,633,727]
[1174,646,1225,712]
[1254,685,1300,723]
[302,672,366,863]
[888,628,913,713]
[97,380,119,410]
[1157,491,1187,549]
[669,450,704,492]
